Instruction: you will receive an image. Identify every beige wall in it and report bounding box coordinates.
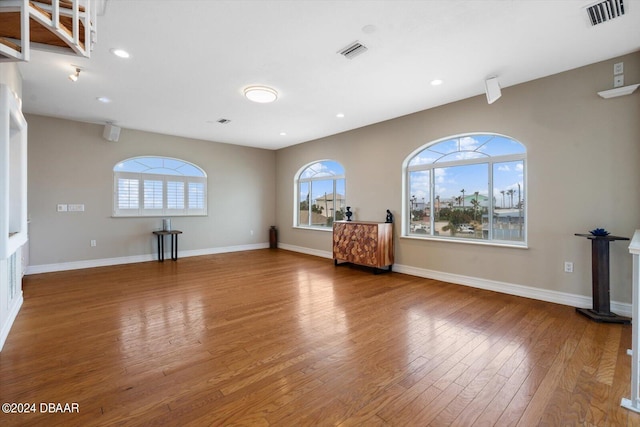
[27,115,276,266]
[275,52,640,304]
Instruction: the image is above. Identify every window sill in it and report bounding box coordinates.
[401,234,528,249]
[293,225,333,232]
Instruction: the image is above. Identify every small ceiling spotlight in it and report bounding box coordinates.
[68,67,81,82]
[244,86,278,103]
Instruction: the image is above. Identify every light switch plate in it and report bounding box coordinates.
[614,62,624,75]
[614,75,624,88]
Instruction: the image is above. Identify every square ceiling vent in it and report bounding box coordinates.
[586,0,625,26]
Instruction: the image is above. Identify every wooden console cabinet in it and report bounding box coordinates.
[333,221,394,272]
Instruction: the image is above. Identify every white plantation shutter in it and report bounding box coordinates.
[117,177,139,210]
[188,182,205,210]
[167,180,185,210]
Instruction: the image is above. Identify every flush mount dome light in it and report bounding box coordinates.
[110,48,130,58]
[244,86,278,103]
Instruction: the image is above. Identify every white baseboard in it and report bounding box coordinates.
[25,243,270,275]
[277,243,332,259]
[281,246,632,318]
[0,291,23,352]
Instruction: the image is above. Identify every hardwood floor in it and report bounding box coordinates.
[1,249,638,426]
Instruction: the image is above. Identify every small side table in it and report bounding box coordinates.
[575,233,630,324]
[153,230,182,262]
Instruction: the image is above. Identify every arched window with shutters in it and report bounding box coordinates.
[113,156,207,217]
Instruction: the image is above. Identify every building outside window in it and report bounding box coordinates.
[295,160,345,229]
[404,133,526,245]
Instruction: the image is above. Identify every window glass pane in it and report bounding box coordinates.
[437,151,487,163]
[428,138,459,155]
[144,180,163,209]
[310,179,333,226]
[114,157,207,217]
[115,160,147,173]
[299,181,310,226]
[433,163,488,239]
[188,182,205,209]
[115,157,205,177]
[178,164,205,177]
[493,161,525,242]
[117,178,139,209]
[138,157,164,170]
[405,134,525,245]
[478,135,526,156]
[408,171,430,235]
[408,149,440,166]
[147,167,183,176]
[335,178,346,221]
[167,181,185,209]
[300,161,344,179]
[162,158,184,170]
[297,161,345,228]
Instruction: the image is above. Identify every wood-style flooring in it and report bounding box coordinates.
[0,249,638,426]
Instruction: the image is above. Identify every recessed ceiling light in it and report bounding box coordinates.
[96,96,111,103]
[336,113,345,118]
[244,86,278,103]
[280,132,287,136]
[110,48,130,58]
[431,79,443,86]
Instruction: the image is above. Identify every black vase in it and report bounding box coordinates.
[345,206,353,221]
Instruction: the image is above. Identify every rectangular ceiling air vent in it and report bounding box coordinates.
[586,0,625,26]
[338,41,368,59]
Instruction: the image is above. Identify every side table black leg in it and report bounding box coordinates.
[158,234,165,262]
[171,234,179,261]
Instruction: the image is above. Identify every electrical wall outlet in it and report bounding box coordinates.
[564,261,574,273]
[57,204,68,212]
[90,240,96,247]
[68,204,85,212]
[614,75,624,88]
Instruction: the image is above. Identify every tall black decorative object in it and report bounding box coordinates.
[574,232,630,324]
[385,209,394,223]
[345,206,353,221]
[269,226,277,249]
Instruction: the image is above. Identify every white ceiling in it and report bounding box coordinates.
[17,0,640,150]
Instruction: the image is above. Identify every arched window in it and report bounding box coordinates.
[295,160,345,228]
[404,133,526,245]
[113,156,207,217]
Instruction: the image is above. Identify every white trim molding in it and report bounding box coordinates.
[277,243,332,259]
